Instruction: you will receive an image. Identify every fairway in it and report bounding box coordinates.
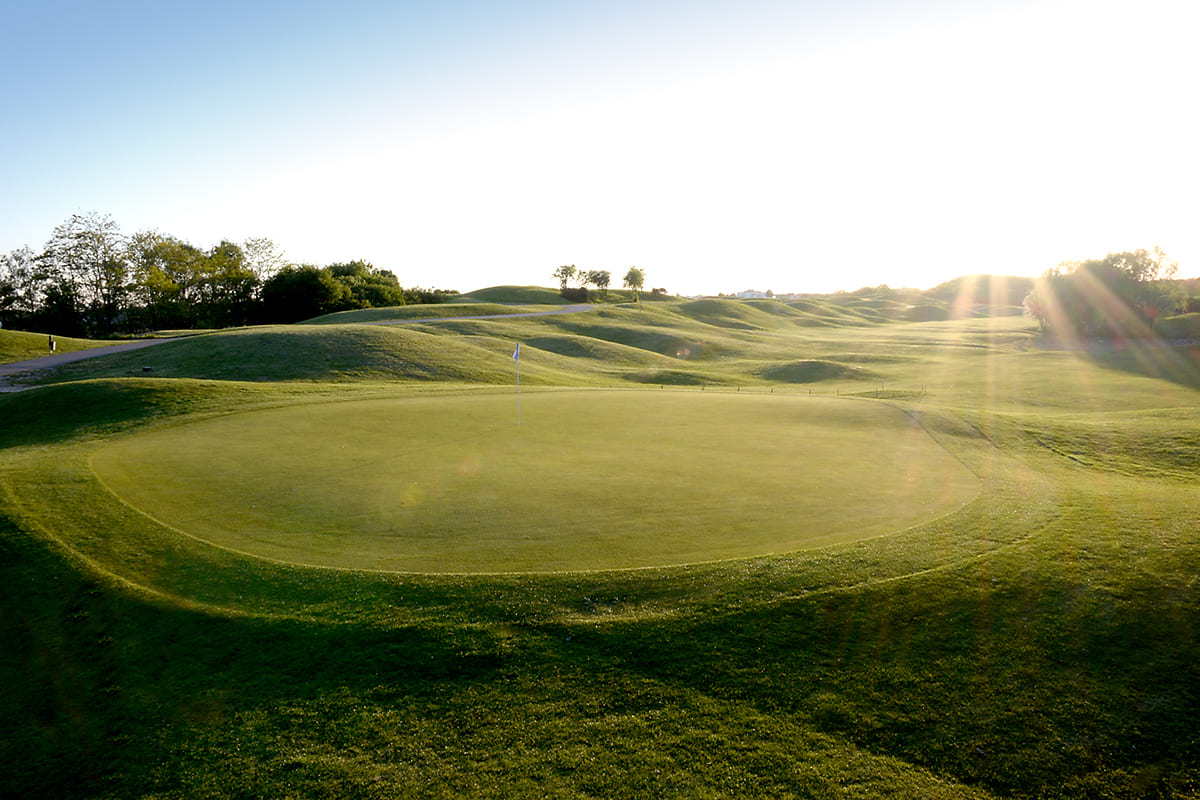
[90,390,978,572]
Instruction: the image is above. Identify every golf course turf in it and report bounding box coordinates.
[3,292,1200,799]
[88,390,979,573]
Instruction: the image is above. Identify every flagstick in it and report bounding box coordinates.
[513,343,521,425]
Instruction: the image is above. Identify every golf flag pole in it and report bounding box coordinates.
[513,343,520,425]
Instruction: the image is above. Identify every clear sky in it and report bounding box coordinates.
[3,0,1197,296]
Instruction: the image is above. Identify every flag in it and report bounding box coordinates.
[512,343,520,360]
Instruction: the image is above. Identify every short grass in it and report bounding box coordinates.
[3,293,1200,799]
[88,390,978,572]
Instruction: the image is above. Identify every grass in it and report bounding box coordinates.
[3,292,1200,798]
[87,391,978,572]
[0,328,119,362]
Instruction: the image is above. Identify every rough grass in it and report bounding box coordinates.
[3,297,1200,799]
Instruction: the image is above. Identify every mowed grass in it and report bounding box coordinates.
[90,391,978,572]
[4,295,1200,799]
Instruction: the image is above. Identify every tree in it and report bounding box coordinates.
[199,240,260,327]
[1024,248,1181,338]
[552,264,577,291]
[589,269,611,297]
[128,231,205,328]
[623,266,645,302]
[1,246,46,317]
[259,265,352,323]
[328,260,407,308]
[243,237,285,281]
[41,212,129,334]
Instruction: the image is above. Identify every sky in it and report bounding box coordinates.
[2,0,1198,296]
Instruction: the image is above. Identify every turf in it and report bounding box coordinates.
[3,292,1200,799]
[88,391,978,572]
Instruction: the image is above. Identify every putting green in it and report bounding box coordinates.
[90,390,979,573]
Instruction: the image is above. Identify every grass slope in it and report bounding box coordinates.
[3,295,1200,798]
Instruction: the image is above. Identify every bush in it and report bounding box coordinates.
[560,287,590,303]
[904,304,949,322]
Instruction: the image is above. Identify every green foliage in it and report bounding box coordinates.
[259,265,351,323]
[1025,249,1181,338]
[587,269,611,296]
[760,359,871,383]
[622,266,645,301]
[551,264,577,291]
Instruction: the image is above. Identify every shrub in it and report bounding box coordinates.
[560,287,590,303]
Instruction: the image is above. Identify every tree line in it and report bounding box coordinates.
[1023,248,1191,338]
[0,212,451,336]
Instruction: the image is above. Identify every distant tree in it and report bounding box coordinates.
[0,268,17,316]
[328,260,407,308]
[623,266,645,302]
[200,240,260,327]
[588,269,611,297]
[128,231,205,328]
[40,212,129,334]
[404,286,453,304]
[1025,248,1181,338]
[552,264,577,291]
[243,237,286,281]
[1,246,45,317]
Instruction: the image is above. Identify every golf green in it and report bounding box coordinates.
[89,390,979,573]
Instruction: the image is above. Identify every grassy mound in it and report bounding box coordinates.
[677,298,795,329]
[1156,312,1200,339]
[521,334,667,365]
[761,360,872,383]
[627,369,713,385]
[304,302,564,325]
[456,285,570,304]
[24,325,572,386]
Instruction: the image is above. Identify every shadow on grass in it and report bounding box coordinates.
[0,381,173,448]
[0,521,504,800]
[1046,338,1200,391]
[551,560,1200,799]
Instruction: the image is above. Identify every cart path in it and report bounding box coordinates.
[0,304,598,391]
[0,338,181,389]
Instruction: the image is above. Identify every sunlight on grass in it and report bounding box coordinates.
[89,390,978,572]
